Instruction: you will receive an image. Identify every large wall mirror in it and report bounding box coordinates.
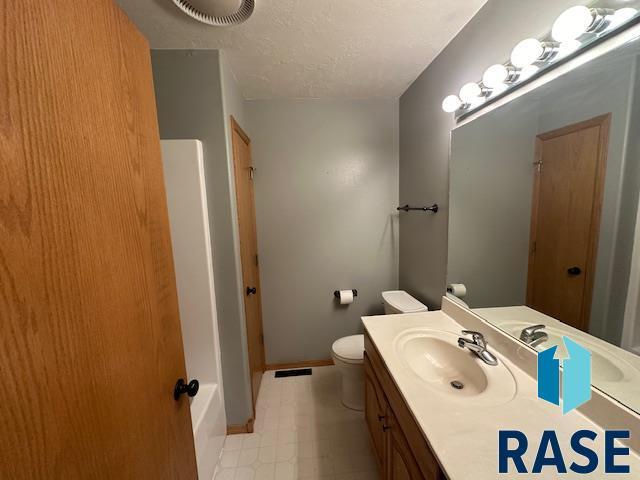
[447,28,640,414]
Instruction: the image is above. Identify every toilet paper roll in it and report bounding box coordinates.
[337,290,354,305]
[447,283,467,298]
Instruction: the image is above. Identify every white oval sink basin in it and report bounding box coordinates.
[394,329,516,406]
[499,321,634,384]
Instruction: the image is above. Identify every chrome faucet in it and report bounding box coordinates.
[520,324,548,348]
[457,330,498,366]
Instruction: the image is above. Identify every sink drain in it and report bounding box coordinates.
[450,380,464,390]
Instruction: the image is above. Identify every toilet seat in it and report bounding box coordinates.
[331,334,364,365]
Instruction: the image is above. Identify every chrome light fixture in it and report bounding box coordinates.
[552,6,618,41]
[482,64,519,89]
[511,38,558,68]
[441,2,640,118]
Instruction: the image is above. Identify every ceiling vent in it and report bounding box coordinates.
[172,0,255,26]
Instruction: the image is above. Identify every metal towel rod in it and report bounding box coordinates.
[397,204,439,213]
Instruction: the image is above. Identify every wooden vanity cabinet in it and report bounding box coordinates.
[364,334,446,480]
[365,357,388,469]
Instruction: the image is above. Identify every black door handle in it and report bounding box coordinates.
[247,287,257,295]
[568,266,582,276]
[174,378,199,401]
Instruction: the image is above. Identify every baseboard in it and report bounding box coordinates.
[265,359,334,371]
[226,417,254,435]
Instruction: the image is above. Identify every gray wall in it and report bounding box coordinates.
[448,107,537,308]
[611,56,640,346]
[399,0,583,309]
[151,50,253,426]
[246,99,399,364]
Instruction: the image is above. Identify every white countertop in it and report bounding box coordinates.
[363,310,640,479]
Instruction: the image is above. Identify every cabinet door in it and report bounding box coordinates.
[365,354,388,470]
[387,411,426,480]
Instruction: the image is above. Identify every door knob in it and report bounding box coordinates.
[567,266,582,276]
[174,378,199,401]
[247,287,257,295]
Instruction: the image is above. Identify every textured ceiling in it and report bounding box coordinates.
[117,0,486,99]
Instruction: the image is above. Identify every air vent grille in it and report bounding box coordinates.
[172,0,255,26]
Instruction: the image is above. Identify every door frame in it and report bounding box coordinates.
[526,113,611,332]
[230,116,266,415]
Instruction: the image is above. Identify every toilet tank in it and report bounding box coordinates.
[381,290,428,314]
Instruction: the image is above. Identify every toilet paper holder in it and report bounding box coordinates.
[334,289,358,299]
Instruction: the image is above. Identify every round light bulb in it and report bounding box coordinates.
[442,95,462,113]
[482,64,509,89]
[609,7,638,28]
[557,39,581,59]
[552,6,594,42]
[511,38,544,68]
[459,82,482,103]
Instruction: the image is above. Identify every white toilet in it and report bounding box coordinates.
[331,290,428,411]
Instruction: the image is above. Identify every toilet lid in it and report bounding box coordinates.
[332,334,364,363]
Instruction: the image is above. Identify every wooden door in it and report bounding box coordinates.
[527,115,610,332]
[0,1,197,479]
[231,117,266,410]
[365,354,388,470]
[386,411,425,480]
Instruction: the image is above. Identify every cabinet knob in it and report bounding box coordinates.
[382,424,390,432]
[377,414,386,421]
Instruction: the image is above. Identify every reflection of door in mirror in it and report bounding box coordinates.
[527,114,611,332]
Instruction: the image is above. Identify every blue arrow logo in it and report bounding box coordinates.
[537,337,591,413]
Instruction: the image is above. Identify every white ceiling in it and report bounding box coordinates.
[117,0,486,99]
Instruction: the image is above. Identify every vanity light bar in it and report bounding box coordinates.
[442,4,639,116]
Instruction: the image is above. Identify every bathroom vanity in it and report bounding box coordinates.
[364,333,445,480]
[363,299,640,479]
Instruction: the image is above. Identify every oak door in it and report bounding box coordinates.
[231,117,266,410]
[527,115,610,332]
[0,1,197,478]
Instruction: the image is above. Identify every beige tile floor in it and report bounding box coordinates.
[214,366,379,480]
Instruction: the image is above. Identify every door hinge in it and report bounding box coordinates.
[533,161,543,172]
[260,333,264,345]
[255,253,259,266]
[249,166,256,181]
[532,241,537,255]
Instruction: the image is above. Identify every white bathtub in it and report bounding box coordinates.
[191,383,226,480]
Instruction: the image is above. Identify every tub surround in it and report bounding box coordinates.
[362,297,640,479]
